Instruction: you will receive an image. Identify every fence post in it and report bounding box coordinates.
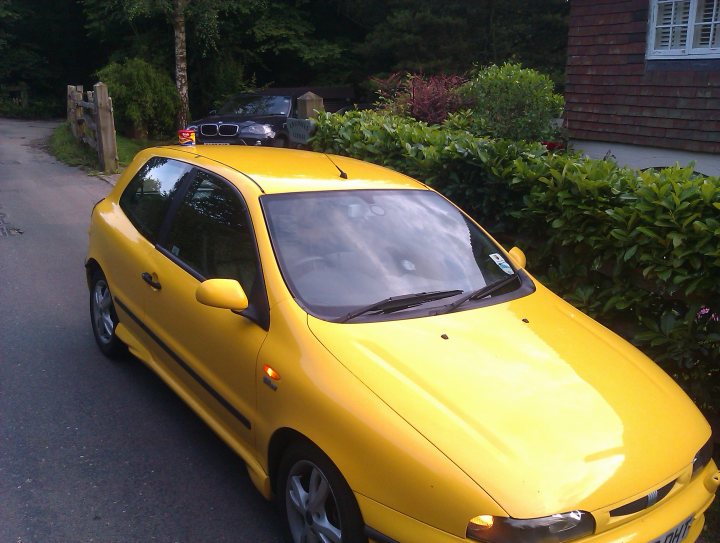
[93,82,118,173]
[297,92,324,119]
[67,85,83,138]
[66,85,75,127]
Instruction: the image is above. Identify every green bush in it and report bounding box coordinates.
[460,62,564,141]
[0,96,63,119]
[311,110,720,413]
[97,58,179,139]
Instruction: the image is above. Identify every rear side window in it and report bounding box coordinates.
[119,157,193,242]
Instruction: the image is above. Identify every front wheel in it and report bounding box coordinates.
[89,269,126,358]
[278,441,366,543]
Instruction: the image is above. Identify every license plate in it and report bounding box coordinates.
[649,515,693,543]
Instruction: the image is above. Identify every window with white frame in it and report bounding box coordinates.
[647,0,720,58]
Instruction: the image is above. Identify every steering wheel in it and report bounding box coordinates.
[292,256,329,277]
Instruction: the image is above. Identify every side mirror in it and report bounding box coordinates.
[508,247,527,269]
[196,279,249,311]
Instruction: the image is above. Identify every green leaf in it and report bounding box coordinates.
[623,245,638,261]
[635,226,662,240]
[660,313,677,334]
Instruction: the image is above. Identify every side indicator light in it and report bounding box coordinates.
[263,365,281,381]
[469,515,494,528]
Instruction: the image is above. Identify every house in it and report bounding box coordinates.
[565,0,720,175]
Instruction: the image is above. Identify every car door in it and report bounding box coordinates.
[139,168,269,447]
[110,157,194,346]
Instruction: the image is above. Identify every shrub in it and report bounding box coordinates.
[372,72,469,124]
[460,62,564,141]
[0,96,63,119]
[97,58,179,139]
[311,111,720,413]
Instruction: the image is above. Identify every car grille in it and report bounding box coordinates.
[609,479,676,517]
[199,123,239,137]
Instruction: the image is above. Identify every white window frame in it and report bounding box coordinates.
[647,0,720,59]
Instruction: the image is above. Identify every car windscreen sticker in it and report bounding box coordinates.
[489,253,514,275]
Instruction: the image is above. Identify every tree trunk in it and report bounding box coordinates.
[173,0,190,129]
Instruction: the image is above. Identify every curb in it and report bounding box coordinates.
[96,173,120,187]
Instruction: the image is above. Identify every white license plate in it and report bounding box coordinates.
[649,515,693,543]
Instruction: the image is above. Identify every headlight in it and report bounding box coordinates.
[693,436,714,477]
[467,511,595,543]
[240,123,275,137]
[185,124,198,131]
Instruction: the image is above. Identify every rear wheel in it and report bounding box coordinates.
[89,269,126,358]
[278,441,366,543]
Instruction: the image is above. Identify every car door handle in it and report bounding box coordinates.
[141,272,162,290]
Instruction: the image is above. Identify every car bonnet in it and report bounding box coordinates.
[307,283,709,519]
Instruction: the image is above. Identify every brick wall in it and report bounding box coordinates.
[565,0,720,153]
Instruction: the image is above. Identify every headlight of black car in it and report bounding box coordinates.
[467,511,595,543]
[239,123,275,138]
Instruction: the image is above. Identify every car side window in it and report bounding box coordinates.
[119,157,193,242]
[162,170,259,292]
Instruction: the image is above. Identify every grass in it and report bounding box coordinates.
[48,122,171,172]
[116,133,174,166]
[116,135,148,167]
[48,123,99,169]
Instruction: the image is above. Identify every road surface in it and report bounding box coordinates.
[0,118,285,542]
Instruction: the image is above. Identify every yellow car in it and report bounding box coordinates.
[86,145,719,543]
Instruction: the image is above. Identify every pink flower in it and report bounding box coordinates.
[697,306,719,322]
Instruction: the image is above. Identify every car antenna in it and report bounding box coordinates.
[325,154,348,179]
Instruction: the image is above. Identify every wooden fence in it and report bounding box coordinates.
[66,82,118,173]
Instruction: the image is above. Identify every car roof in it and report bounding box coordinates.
[158,145,428,194]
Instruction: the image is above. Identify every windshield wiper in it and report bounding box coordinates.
[433,274,520,316]
[339,290,463,323]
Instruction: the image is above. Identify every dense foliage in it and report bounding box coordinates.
[356,0,569,83]
[0,0,569,119]
[311,111,720,413]
[0,0,104,117]
[97,58,178,139]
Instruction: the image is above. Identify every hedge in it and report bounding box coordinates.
[311,110,720,413]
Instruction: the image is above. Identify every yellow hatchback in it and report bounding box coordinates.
[86,145,719,543]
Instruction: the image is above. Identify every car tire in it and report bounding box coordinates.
[89,269,127,359]
[278,441,366,543]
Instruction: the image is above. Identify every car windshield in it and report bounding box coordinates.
[262,189,523,321]
[218,95,292,116]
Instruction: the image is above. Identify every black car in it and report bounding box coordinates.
[187,94,293,147]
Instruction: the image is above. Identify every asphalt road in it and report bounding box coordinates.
[0,119,285,543]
